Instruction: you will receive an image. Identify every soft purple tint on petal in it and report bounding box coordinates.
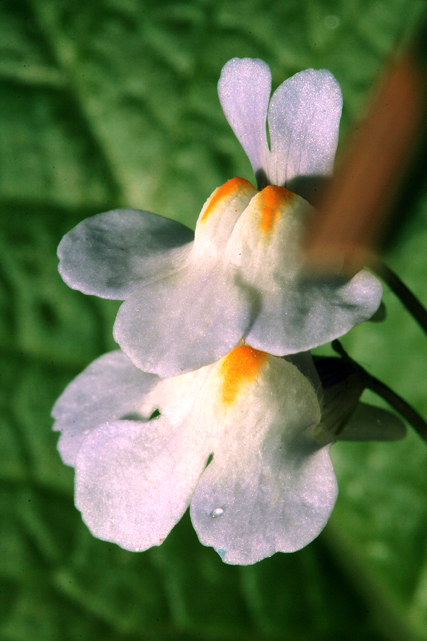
[337,403,407,441]
[75,418,212,551]
[218,58,271,182]
[190,354,337,565]
[113,266,249,377]
[267,69,342,188]
[52,351,159,466]
[58,210,194,300]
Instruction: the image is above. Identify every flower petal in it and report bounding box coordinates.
[110,179,258,377]
[113,266,249,377]
[52,351,159,466]
[218,58,271,185]
[58,209,194,299]
[190,350,337,564]
[75,417,212,551]
[245,269,383,355]
[224,186,383,355]
[139,362,214,427]
[337,402,407,441]
[267,69,342,189]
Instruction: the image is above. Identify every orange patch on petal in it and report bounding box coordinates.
[220,345,267,406]
[259,185,294,235]
[200,177,255,223]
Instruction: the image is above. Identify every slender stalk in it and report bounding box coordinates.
[332,340,427,443]
[371,259,427,336]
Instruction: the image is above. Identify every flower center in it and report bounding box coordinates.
[219,345,267,406]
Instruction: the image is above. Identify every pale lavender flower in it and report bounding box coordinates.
[53,59,396,563]
[57,58,383,379]
[52,347,405,564]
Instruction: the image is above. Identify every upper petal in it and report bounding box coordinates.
[190,348,337,564]
[52,350,159,466]
[267,69,342,189]
[75,417,212,551]
[58,209,194,299]
[218,58,271,185]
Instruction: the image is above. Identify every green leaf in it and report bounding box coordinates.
[1,0,427,639]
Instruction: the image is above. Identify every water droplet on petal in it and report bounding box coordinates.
[216,548,226,559]
[211,507,224,518]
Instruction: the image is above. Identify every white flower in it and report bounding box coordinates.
[52,347,335,564]
[52,347,405,564]
[57,58,382,378]
[53,59,405,564]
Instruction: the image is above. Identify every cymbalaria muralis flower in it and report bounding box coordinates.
[52,347,404,564]
[53,58,397,564]
[57,58,383,378]
[53,347,336,564]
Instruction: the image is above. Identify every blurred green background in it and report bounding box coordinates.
[2,0,427,639]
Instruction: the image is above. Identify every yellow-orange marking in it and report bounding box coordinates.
[220,345,267,406]
[200,177,255,223]
[259,185,294,234]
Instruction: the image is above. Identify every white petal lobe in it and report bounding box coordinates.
[75,417,212,551]
[52,351,159,466]
[267,69,343,187]
[190,349,337,564]
[113,265,249,377]
[58,210,194,299]
[223,186,383,355]
[218,58,271,181]
[113,178,258,376]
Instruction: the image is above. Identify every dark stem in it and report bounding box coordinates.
[372,259,427,336]
[332,340,427,443]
